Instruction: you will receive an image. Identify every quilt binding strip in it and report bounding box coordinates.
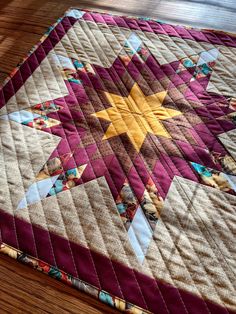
[0,7,236,314]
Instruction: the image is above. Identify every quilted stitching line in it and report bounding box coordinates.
[2,15,89,281]
[0,9,139,314]
[96,174,172,312]
[34,21,103,282]
[58,15,201,179]
[15,128,62,266]
[46,20,236,312]
[100,144,180,312]
[1,117,63,265]
[142,227,190,314]
[75,15,171,253]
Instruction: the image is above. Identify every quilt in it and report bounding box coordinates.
[0,8,236,314]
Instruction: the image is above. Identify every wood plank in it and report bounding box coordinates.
[0,254,119,314]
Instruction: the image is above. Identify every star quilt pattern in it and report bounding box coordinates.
[0,8,236,314]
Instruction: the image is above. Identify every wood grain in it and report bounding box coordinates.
[0,254,119,314]
[0,0,236,313]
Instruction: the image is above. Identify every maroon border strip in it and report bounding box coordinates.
[0,209,235,314]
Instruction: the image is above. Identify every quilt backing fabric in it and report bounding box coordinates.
[0,8,236,314]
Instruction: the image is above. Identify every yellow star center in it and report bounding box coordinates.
[92,83,182,151]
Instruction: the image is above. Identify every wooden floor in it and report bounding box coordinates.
[0,254,119,314]
[0,0,236,313]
